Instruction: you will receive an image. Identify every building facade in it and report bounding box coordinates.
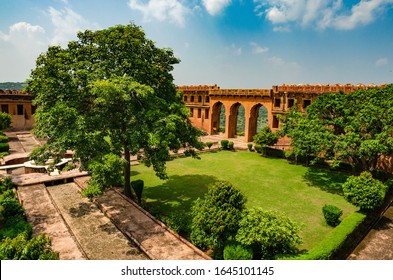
[0,89,35,130]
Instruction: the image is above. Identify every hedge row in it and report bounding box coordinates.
[283,212,366,260]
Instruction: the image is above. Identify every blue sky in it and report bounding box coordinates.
[1,0,393,88]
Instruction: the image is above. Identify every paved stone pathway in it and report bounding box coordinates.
[17,184,86,260]
[348,205,393,260]
[74,176,210,260]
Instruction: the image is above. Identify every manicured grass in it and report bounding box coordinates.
[131,151,358,251]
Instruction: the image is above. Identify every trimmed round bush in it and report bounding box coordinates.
[223,242,253,260]
[0,142,9,153]
[342,171,388,211]
[205,142,213,149]
[322,205,343,227]
[228,141,234,150]
[220,140,229,150]
[131,179,144,204]
[0,135,8,143]
[254,145,263,153]
[247,143,253,151]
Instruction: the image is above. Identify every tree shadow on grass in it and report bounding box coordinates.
[303,167,349,195]
[143,174,218,215]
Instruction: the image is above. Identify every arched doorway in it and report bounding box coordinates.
[228,102,243,138]
[236,104,246,136]
[248,104,268,142]
[211,102,226,135]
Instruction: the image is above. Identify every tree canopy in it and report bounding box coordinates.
[281,85,393,172]
[27,23,203,197]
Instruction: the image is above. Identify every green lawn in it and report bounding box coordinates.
[131,150,358,251]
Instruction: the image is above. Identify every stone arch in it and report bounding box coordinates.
[247,103,269,142]
[211,101,226,135]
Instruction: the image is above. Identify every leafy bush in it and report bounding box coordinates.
[247,143,253,151]
[131,180,144,204]
[190,181,246,251]
[223,242,253,260]
[0,176,13,193]
[160,212,191,235]
[0,215,32,239]
[62,162,77,171]
[0,232,59,260]
[286,212,366,260]
[88,153,126,190]
[0,143,9,153]
[322,205,343,227]
[228,141,234,150]
[342,171,388,211]
[220,140,229,150]
[0,135,8,143]
[82,181,103,198]
[0,112,11,130]
[254,145,263,153]
[205,142,213,149]
[236,208,302,259]
[0,197,25,221]
[253,127,279,147]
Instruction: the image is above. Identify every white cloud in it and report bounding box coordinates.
[375,57,388,67]
[254,0,393,30]
[273,26,291,32]
[202,0,232,16]
[268,56,285,66]
[128,0,189,26]
[250,42,269,54]
[48,6,98,46]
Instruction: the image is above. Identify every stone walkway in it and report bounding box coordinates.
[74,176,210,260]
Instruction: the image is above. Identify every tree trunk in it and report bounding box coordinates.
[124,146,133,198]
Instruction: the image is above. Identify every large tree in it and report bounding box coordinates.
[281,85,393,172]
[27,23,203,197]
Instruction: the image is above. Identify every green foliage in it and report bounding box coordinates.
[0,143,9,153]
[29,144,62,165]
[160,212,191,235]
[0,135,8,143]
[0,176,13,194]
[88,153,126,190]
[247,143,253,151]
[0,215,32,239]
[0,82,27,91]
[281,85,393,172]
[220,140,229,150]
[0,112,11,131]
[62,162,77,171]
[190,181,246,251]
[0,197,25,221]
[287,212,366,260]
[254,144,263,153]
[322,205,343,227]
[131,180,144,204]
[235,208,302,259]
[82,181,103,198]
[205,142,213,149]
[342,171,388,211]
[0,232,59,260]
[228,141,234,150]
[223,242,253,260]
[253,126,279,148]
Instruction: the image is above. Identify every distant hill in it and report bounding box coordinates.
[0,82,27,91]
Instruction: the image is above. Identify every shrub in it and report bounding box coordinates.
[190,181,246,251]
[0,142,9,153]
[236,208,302,259]
[0,197,25,221]
[253,127,279,147]
[322,205,343,227]
[131,179,144,204]
[0,176,13,193]
[160,212,191,235]
[220,140,229,150]
[88,153,125,190]
[0,215,32,239]
[0,135,8,143]
[62,162,77,171]
[205,142,213,149]
[254,145,263,153]
[247,143,253,151]
[228,141,234,150]
[223,242,253,260]
[342,171,388,211]
[0,232,59,260]
[0,112,11,130]
[82,181,103,198]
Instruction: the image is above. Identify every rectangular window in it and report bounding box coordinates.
[205,96,210,103]
[205,109,209,119]
[272,115,279,129]
[274,98,281,107]
[288,99,294,108]
[183,95,188,102]
[17,104,24,115]
[190,96,195,102]
[198,96,202,103]
[303,100,311,109]
[190,108,194,117]
[198,109,202,118]
[1,104,9,113]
